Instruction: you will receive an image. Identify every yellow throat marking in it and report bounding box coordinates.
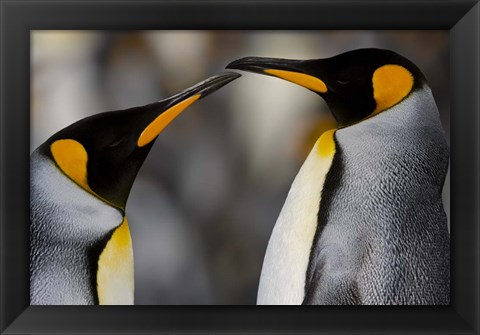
[50,139,92,192]
[316,129,336,157]
[97,217,134,305]
[264,69,328,93]
[372,64,414,116]
[137,94,201,147]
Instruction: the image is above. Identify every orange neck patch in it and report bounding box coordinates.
[137,94,201,147]
[371,64,414,116]
[50,139,92,192]
[264,69,328,93]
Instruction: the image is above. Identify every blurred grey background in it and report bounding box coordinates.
[31,30,449,305]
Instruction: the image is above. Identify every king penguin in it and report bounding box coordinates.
[227,48,450,305]
[30,72,240,305]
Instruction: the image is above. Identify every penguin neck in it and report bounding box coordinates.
[337,86,445,149]
[30,150,125,304]
[30,150,124,237]
[257,130,337,305]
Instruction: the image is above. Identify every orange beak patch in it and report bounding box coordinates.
[264,69,328,93]
[137,94,201,147]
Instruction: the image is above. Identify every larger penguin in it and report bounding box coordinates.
[30,72,240,305]
[227,49,450,305]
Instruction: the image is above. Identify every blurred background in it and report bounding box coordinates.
[31,30,449,305]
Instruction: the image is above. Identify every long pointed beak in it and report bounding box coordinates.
[227,57,304,74]
[169,71,241,103]
[137,72,240,147]
[226,57,327,94]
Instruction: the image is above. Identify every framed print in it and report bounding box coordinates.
[1,0,479,334]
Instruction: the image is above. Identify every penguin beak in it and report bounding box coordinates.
[171,71,242,102]
[226,57,327,94]
[137,72,241,147]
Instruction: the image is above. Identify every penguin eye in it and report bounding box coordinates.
[108,137,126,148]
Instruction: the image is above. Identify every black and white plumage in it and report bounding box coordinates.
[30,150,124,304]
[30,72,240,305]
[227,49,450,305]
[304,86,449,305]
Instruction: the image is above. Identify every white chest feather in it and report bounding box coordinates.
[257,130,336,305]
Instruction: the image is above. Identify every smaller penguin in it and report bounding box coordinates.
[227,49,450,305]
[30,72,240,305]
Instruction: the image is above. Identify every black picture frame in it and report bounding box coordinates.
[1,0,479,334]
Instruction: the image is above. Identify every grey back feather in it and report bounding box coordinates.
[304,86,450,305]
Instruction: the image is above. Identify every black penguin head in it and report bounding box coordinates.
[39,72,240,210]
[226,48,426,127]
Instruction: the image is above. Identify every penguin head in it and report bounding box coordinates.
[39,72,240,210]
[226,48,426,127]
